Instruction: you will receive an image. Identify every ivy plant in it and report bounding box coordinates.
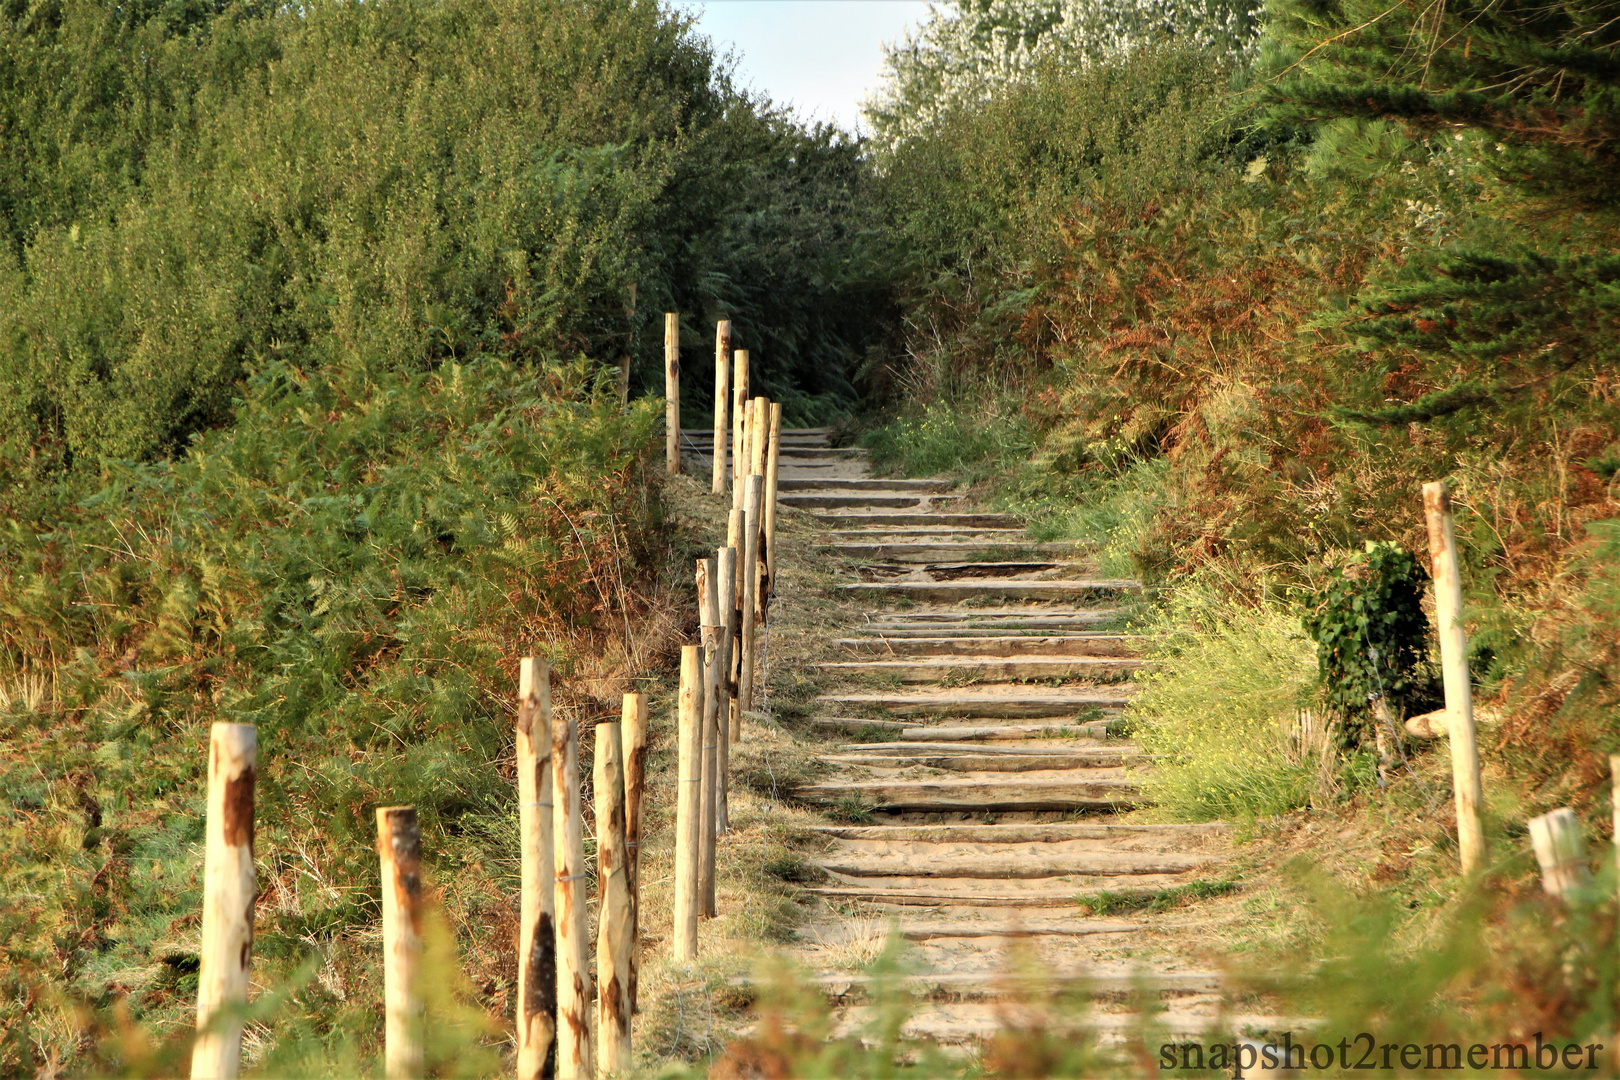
[1302,541,1430,748]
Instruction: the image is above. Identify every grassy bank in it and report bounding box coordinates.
[0,357,692,1074]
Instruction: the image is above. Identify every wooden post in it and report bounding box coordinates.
[516,660,555,1080]
[620,693,647,1015]
[748,397,768,479]
[594,721,632,1077]
[377,806,424,1080]
[672,645,703,962]
[618,282,637,407]
[738,475,765,719]
[763,402,783,600]
[1529,807,1590,898]
[715,545,737,831]
[1611,754,1620,900]
[698,558,722,917]
[712,321,730,495]
[664,312,680,476]
[191,723,256,1080]
[1422,481,1486,875]
[731,350,749,513]
[552,704,592,1079]
[726,509,744,745]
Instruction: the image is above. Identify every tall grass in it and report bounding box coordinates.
[860,395,1034,480]
[1130,585,1324,822]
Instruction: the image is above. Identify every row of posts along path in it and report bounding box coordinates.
[683,423,1275,1049]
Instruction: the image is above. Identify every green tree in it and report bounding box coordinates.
[1264,0,1620,430]
[0,0,892,469]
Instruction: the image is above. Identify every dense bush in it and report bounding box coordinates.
[0,0,890,470]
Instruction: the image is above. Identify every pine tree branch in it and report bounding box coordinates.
[1331,356,1583,425]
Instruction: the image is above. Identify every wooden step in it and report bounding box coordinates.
[778,478,954,493]
[806,885,1154,908]
[859,608,1123,623]
[775,447,868,458]
[883,920,1143,940]
[828,528,1028,540]
[830,1004,1298,1046]
[841,579,1138,602]
[823,750,1143,771]
[809,822,1227,843]
[817,851,1218,879]
[797,776,1140,811]
[836,635,1139,657]
[835,542,1080,562]
[815,686,1131,717]
[814,969,1222,997]
[783,493,960,510]
[855,560,1071,578]
[820,656,1140,682]
[811,512,1021,528]
[809,717,1121,740]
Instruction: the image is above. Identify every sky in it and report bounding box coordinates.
[678,1,935,133]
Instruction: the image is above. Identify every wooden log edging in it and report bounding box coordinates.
[191,723,257,1080]
[516,659,556,1080]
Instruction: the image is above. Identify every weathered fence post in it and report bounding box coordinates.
[726,508,744,741]
[191,723,256,1080]
[731,350,749,514]
[1421,481,1487,874]
[763,401,783,601]
[698,558,722,917]
[665,312,680,476]
[516,660,555,1080]
[620,693,647,1014]
[1529,807,1590,898]
[552,703,592,1079]
[617,282,636,407]
[715,545,737,830]
[377,806,424,1080]
[673,645,703,961]
[748,397,768,479]
[1611,755,1620,901]
[712,321,730,495]
[738,475,765,719]
[594,720,632,1076]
